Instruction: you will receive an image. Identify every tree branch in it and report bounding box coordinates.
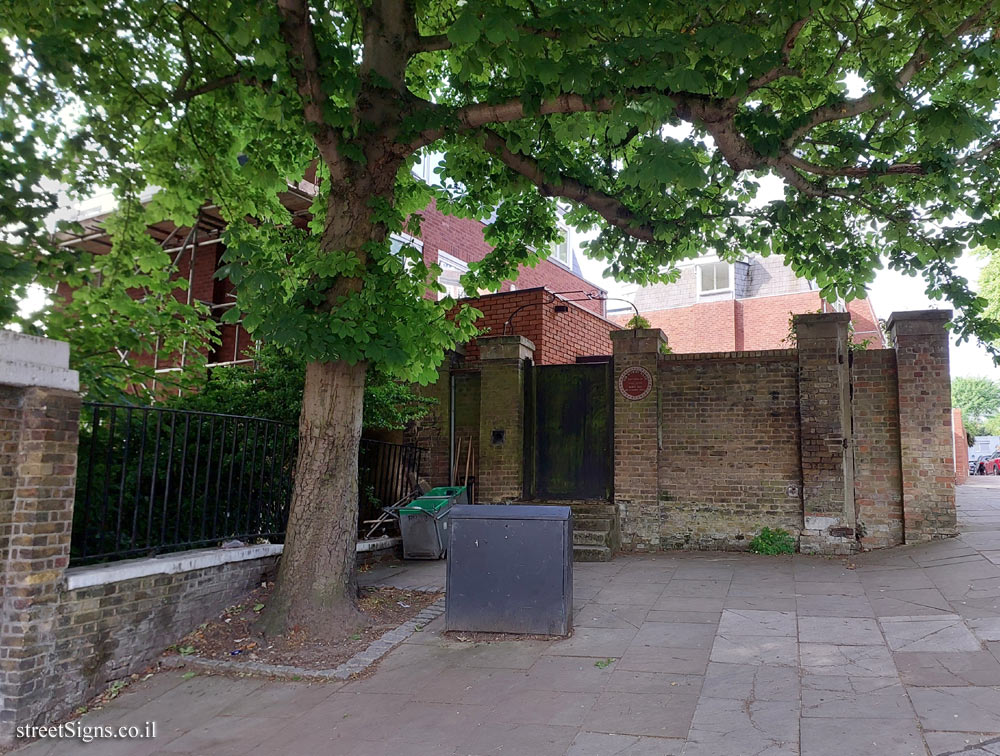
[480,128,658,242]
[171,71,271,103]
[413,33,451,52]
[784,154,925,177]
[276,0,344,176]
[410,90,705,151]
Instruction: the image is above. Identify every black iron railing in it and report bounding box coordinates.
[72,403,297,565]
[71,403,427,564]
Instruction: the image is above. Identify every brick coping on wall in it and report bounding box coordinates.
[660,348,798,361]
[64,537,402,590]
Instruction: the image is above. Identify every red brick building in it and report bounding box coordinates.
[612,254,885,351]
[57,191,607,375]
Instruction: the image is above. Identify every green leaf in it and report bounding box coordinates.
[447,11,481,46]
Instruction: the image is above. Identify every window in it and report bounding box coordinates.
[437,250,468,300]
[412,150,443,186]
[389,233,423,267]
[698,261,732,297]
[550,226,571,266]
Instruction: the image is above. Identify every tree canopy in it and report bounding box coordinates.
[953,375,1000,437]
[4,0,1000,379]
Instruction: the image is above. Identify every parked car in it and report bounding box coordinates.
[971,456,985,475]
[977,452,1000,476]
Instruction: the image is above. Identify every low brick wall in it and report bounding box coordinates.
[33,549,279,730]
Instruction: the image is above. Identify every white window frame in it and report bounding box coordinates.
[389,233,423,271]
[437,249,469,300]
[696,260,734,298]
[549,225,572,268]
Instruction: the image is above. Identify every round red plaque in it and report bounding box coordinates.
[618,366,652,401]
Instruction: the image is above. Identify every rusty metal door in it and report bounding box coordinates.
[526,362,612,500]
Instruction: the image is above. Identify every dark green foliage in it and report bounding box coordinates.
[748,527,797,555]
[166,345,435,431]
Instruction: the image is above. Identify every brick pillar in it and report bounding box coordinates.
[794,313,856,555]
[0,331,80,741]
[477,335,533,504]
[611,328,664,551]
[888,310,957,542]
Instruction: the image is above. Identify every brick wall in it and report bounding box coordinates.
[43,554,277,730]
[737,292,821,350]
[639,299,738,353]
[954,409,969,485]
[852,350,903,549]
[541,296,618,364]
[449,288,618,366]
[657,351,803,550]
[848,298,886,347]
[616,293,884,353]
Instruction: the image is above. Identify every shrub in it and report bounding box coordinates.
[626,314,651,329]
[748,527,796,555]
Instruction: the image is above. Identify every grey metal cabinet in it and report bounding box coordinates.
[445,505,573,635]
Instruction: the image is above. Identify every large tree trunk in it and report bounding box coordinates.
[260,358,369,638]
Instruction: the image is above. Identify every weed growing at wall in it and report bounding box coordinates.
[748,528,797,555]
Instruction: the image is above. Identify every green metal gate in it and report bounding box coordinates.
[525,362,612,500]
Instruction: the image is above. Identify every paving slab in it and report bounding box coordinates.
[682,696,799,756]
[869,587,956,617]
[585,691,699,738]
[796,594,875,617]
[567,731,685,755]
[880,615,982,652]
[799,642,897,677]
[699,662,800,702]
[659,579,731,598]
[922,731,1000,756]
[574,603,649,630]
[800,675,915,719]
[798,616,884,645]
[909,686,1000,732]
[630,621,718,650]
[717,609,796,637]
[799,716,925,756]
[894,651,1000,687]
[708,634,798,666]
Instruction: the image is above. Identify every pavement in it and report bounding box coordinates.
[15,478,1000,756]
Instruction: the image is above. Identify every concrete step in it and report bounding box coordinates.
[573,529,611,547]
[570,505,617,517]
[574,544,613,562]
[572,516,612,532]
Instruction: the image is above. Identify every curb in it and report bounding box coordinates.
[163,594,445,682]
